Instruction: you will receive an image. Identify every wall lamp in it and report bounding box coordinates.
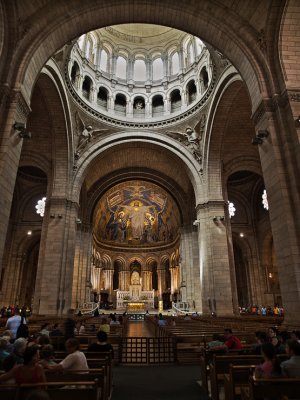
[193,219,200,226]
[13,122,31,139]
[251,130,269,145]
[76,218,82,225]
[296,116,300,123]
[213,216,225,222]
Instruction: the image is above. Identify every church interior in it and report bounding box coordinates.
[0,1,300,398]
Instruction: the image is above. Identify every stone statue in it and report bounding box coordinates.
[167,114,206,164]
[75,111,108,158]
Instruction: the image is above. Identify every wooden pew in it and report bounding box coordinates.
[19,381,99,400]
[210,354,263,400]
[224,365,255,400]
[241,375,300,400]
[0,384,19,400]
[54,355,112,399]
[46,369,106,400]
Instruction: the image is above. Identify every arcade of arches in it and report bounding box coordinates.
[0,1,300,326]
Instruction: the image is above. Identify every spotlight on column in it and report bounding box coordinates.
[219,216,225,221]
[296,116,300,123]
[251,130,269,145]
[76,218,82,224]
[13,122,31,139]
[213,216,218,222]
[193,219,200,226]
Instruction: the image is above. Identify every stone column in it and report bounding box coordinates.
[0,89,31,280]
[252,95,300,325]
[104,268,114,297]
[72,223,93,308]
[118,270,127,291]
[180,224,202,310]
[142,270,152,291]
[95,44,102,69]
[33,197,79,315]
[157,267,166,299]
[111,53,117,79]
[195,201,238,315]
[178,48,184,74]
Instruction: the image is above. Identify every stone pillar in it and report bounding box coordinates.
[118,270,127,291]
[170,267,176,295]
[180,224,202,311]
[72,223,93,308]
[0,89,31,280]
[95,44,102,69]
[157,267,166,299]
[252,95,300,325]
[104,268,114,297]
[111,53,117,79]
[142,270,152,291]
[91,265,102,292]
[195,201,238,315]
[126,99,133,117]
[33,197,79,315]
[127,57,134,83]
[178,48,184,74]
[146,56,152,83]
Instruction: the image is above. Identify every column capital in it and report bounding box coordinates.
[196,200,226,213]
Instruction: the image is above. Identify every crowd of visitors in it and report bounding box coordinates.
[0,310,118,388]
[239,304,284,316]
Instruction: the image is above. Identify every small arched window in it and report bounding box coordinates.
[70,61,80,88]
[97,87,108,110]
[187,42,195,65]
[186,80,197,104]
[200,66,209,92]
[152,58,163,80]
[114,93,127,115]
[152,95,164,116]
[195,37,203,56]
[82,76,93,101]
[78,35,84,51]
[134,59,147,81]
[100,49,108,72]
[171,52,179,75]
[85,38,93,62]
[116,56,127,80]
[170,89,182,112]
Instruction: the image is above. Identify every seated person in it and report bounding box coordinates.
[0,338,10,369]
[40,323,50,336]
[0,345,46,384]
[99,317,110,334]
[252,331,268,355]
[110,315,120,325]
[13,337,27,364]
[49,323,63,337]
[46,338,88,372]
[211,329,242,351]
[281,339,300,377]
[39,344,57,368]
[207,334,224,349]
[254,342,276,378]
[87,331,114,358]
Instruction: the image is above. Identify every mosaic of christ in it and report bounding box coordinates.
[94,181,181,246]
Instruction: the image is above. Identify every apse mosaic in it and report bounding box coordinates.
[94,181,181,247]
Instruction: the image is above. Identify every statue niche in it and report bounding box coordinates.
[130,271,142,300]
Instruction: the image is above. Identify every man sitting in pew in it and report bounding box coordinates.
[87,331,114,359]
[46,338,88,372]
[281,339,300,377]
[211,329,242,351]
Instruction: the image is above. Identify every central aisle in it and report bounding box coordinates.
[111,365,206,400]
[125,320,154,337]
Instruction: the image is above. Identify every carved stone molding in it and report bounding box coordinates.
[9,89,31,121]
[196,200,226,212]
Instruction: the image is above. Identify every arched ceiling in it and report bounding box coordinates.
[84,142,193,195]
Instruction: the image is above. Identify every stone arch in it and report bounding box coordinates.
[279,0,300,89]
[73,132,201,206]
